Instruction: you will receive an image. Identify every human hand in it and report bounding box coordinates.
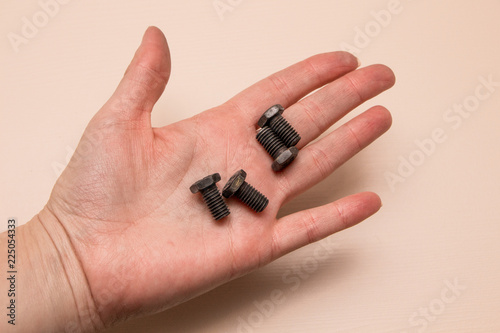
[16,26,395,331]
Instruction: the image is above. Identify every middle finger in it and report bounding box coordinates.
[285,64,395,149]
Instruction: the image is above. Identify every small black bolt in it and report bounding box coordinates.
[256,126,299,171]
[258,104,301,147]
[190,173,230,221]
[222,170,269,213]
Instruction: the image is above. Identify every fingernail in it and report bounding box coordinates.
[356,57,361,67]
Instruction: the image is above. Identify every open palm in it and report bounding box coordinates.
[44,27,395,328]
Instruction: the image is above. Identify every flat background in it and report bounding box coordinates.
[1,0,499,332]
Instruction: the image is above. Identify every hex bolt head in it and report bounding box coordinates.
[222,169,247,198]
[258,104,301,147]
[222,169,269,213]
[190,173,230,221]
[190,173,221,193]
[256,126,299,171]
[272,146,299,172]
[258,104,285,128]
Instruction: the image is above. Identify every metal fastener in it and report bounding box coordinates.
[258,104,301,147]
[222,169,269,213]
[256,126,299,171]
[190,173,230,220]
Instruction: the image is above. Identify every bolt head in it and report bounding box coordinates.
[222,169,247,198]
[272,147,299,171]
[190,173,221,193]
[258,104,284,128]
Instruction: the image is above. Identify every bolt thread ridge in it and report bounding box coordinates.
[256,127,286,158]
[202,186,230,220]
[237,182,269,213]
[270,116,300,147]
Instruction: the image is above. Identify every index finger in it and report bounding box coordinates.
[227,52,359,120]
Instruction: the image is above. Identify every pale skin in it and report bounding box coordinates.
[0,27,395,332]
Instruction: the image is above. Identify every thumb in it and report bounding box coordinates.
[103,26,171,125]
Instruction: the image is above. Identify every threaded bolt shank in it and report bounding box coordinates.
[236,182,269,213]
[256,126,287,158]
[201,185,230,220]
[256,126,299,171]
[269,115,301,147]
[190,173,230,221]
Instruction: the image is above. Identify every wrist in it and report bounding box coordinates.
[0,209,104,333]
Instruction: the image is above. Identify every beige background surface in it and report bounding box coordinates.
[1,0,499,332]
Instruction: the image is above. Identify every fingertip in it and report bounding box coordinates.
[371,64,396,87]
[367,105,393,133]
[142,26,168,47]
[353,191,381,208]
[342,191,382,227]
[332,51,360,69]
[136,26,171,80]
[316,51,360,69]
[316,192,382,233]
[360,191,382,211]
[307,51,360,75]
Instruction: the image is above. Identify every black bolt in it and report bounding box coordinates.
[222,170,269,213]
[256,126,299,171]
[258,104,301,147]
[190,173,230,221]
